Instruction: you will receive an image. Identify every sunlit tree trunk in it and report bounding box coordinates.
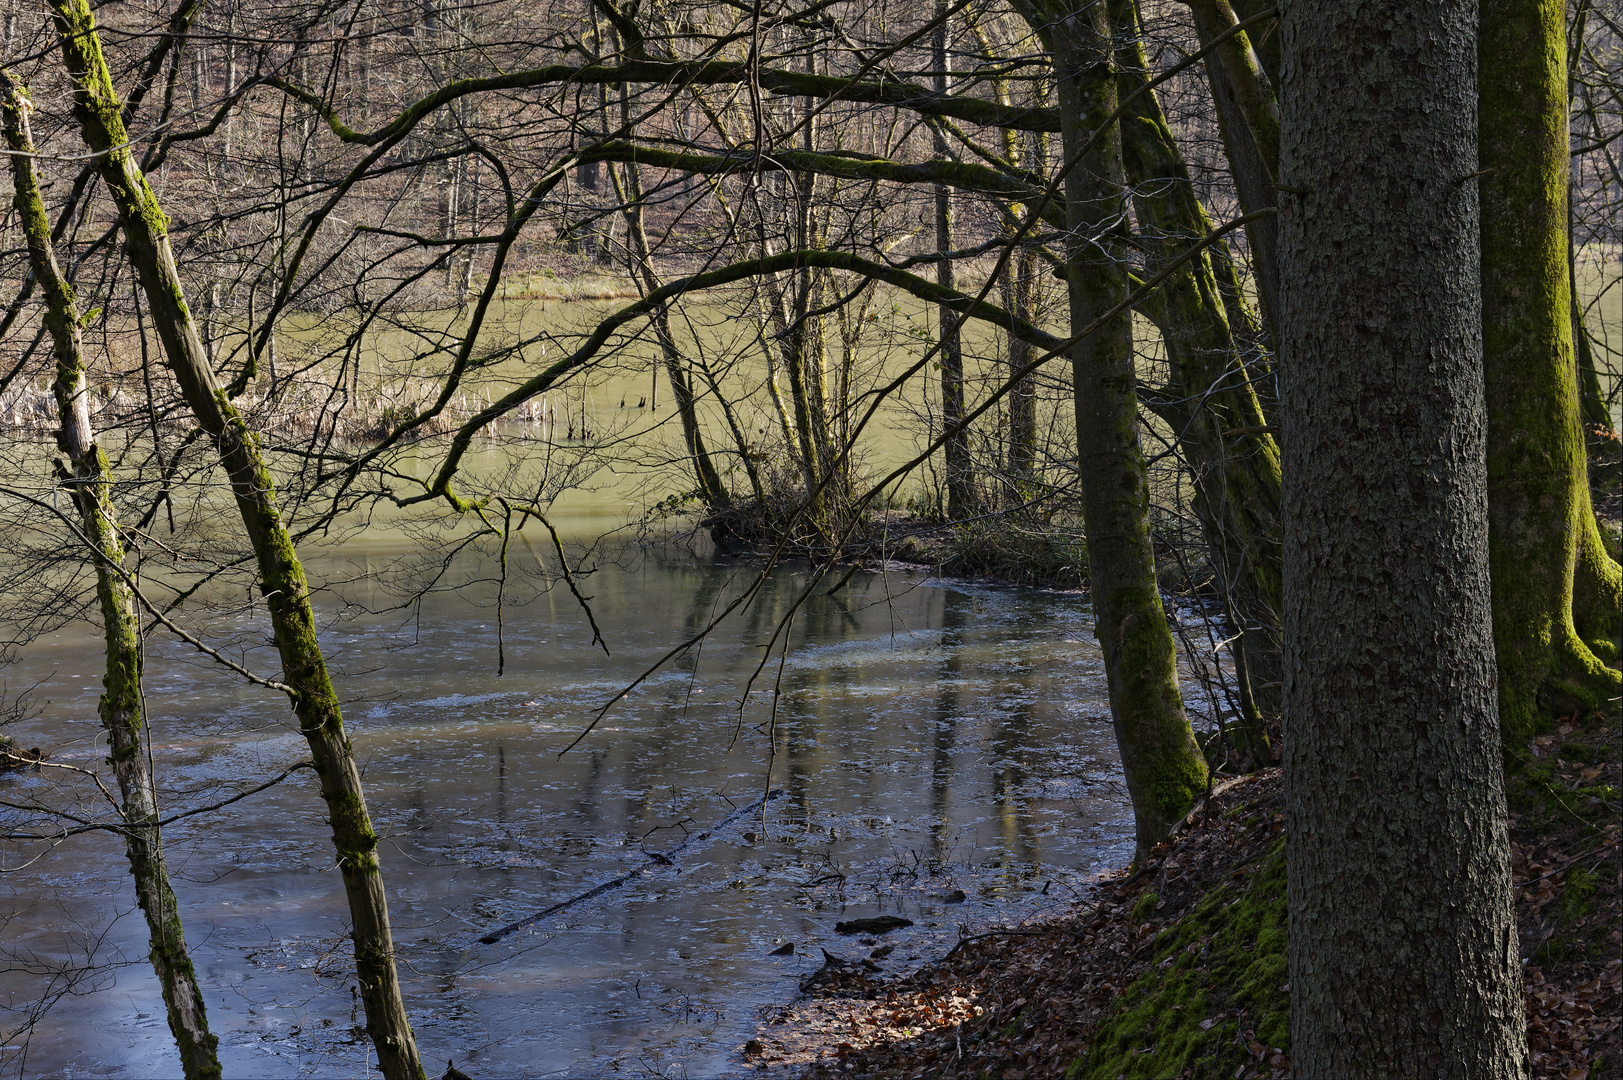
[1178,0,1281,337]
[1279,0,1528,1072]
[1480,0,1621,746]
[966,7,1040,496]
[1,70,222,1080]
[44,4,426,1076]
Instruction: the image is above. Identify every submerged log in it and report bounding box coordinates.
[477,788,783,945]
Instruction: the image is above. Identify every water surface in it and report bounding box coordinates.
[0,546,1132,1078]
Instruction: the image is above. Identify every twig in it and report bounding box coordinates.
[477,788,782,945]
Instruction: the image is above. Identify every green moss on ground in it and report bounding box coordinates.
[1504,709,1619,833]
[1069,840,1288,1080]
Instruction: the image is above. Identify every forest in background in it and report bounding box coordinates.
[0,0,1617,1075]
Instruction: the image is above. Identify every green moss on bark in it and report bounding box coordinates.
[1045,0,1209,853]
[45,3,424,1072]
[1480,0,1622,748]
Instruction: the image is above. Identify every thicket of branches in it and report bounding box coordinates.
[0,0,1616,1074]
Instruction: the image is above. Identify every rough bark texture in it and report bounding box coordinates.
[1025,0,1207,855]
[1114,0,1281,755]
[43,4,425,1076]
[2,71,222,1080]
[1480,0,1622,747]
[1278,1,1529,1074]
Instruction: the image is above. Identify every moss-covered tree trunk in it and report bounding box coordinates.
[1179,0,1281,338]
[1113,0,1280,756]
[1021,0,1208,855]
[1278,0,1528,1072]
[1480,0,1622,747]
[1,70,222,1080]
[43,4,425,1076]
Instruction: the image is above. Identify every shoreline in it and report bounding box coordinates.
[734,707,1622,1080]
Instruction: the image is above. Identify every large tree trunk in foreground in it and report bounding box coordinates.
[1279,1,1529,1074]
[1031,0,1208,855]
[1480,0,1621,747]
[2,71,222,1080]
[45,3,425,1076]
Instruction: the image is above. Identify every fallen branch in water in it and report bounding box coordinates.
[475,788,783,945]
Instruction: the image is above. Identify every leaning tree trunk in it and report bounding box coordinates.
[1480,0,1622,747]
[1,71,221,1080]
[1114,0,1281,756]
[610,155,730,513]
[1179,0,1281,339]
[45,3,425,1076]
[1279,0,1529,1073]
[1038,0,1208,856]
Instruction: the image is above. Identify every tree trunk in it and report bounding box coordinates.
[934,0,974,520]
[611,150,730,514]
[1278,0,1529,1073]
[1114,0,1281,755]
[968,8,1040,499]
[1005,244,1039,488]
[2,70,222,1080]
[1228,0,1280,95]
[1480,0,1621,746]
[44,4,426,1076]
[1038,0,1208,856]
[1179,0,1282,339]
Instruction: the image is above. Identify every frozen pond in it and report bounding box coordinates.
[0,545,1133,1077]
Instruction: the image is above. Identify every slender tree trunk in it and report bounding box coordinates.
[971,12,1040,497]
[1279,0,1529,1072]
[44,5,425,1076]
[612,157,729,511]
[2,70,222,1080]
[1113,0,1279,756]
[1179,0,1281,338]
[758,229,833,537]
[934,0,973,520]
[1480,0,1622,747]
[1006,244,1039,486]
[1570,257,1611,431]
[1038,0,1208,855]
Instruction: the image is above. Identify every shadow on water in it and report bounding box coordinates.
[0,544,1132,1078]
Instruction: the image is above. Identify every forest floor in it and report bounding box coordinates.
[747,707,1621,1079]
